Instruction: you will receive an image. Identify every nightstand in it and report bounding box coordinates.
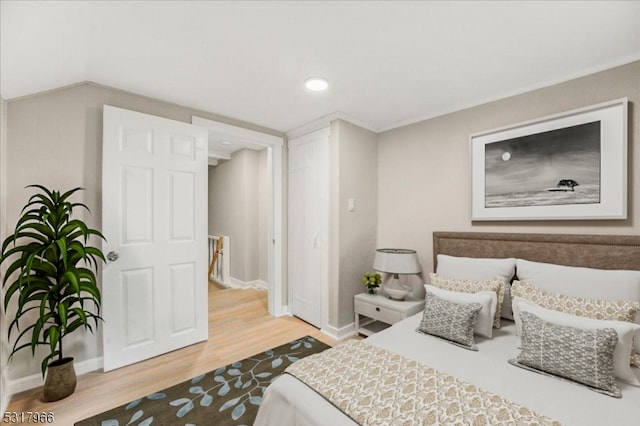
[354,293,425,336]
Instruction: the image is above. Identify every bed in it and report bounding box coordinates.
[254,232,640,425]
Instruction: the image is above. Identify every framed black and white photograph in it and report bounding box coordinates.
[471,98,627,220]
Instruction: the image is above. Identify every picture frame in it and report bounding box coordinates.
[470,98,627,221]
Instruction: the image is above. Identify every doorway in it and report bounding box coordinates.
[192,117,284,317]
[208,149,267,289]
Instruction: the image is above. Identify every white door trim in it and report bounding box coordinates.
[191,117,285,317]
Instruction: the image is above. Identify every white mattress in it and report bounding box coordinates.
[255,312,640,425]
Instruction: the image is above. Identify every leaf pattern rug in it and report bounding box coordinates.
[75,336,330,426]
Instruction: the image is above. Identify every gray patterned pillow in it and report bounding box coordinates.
[417,292,482,350]
[509,311,621,398]
[512,280,640,367]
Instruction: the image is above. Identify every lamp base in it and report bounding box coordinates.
[383,286,409,300]
[388,296,404,302]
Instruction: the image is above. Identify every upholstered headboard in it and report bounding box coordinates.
[433,232,640,271]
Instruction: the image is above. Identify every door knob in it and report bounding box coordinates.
[107,251,119,262]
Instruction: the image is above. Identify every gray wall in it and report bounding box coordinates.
[0,97,9,414]
[3,82,284,381]
[328,120,378,329]
[258,148,269,281]
[378,60,640,295]
[208,148,268,283]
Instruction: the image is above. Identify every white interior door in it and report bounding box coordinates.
[102,105,208,371]
[288,129,329,328]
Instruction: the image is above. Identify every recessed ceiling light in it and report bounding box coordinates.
[220,140,232,145]
[305,77,328,91]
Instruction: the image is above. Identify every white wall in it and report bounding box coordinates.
[378,60,640,291]
[3,82,283,385]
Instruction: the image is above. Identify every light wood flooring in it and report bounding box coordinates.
[2,285,337,425]
[208,278,227,291]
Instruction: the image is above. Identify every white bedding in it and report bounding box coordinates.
[255,313,640,426]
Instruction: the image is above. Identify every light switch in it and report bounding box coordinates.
[348,198,356,212]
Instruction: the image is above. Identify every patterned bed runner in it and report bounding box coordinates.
[285,340,561,426]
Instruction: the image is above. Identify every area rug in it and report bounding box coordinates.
[75,336,330,426]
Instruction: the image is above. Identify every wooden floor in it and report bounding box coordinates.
[2,285,337,425]
[208,278,227,291]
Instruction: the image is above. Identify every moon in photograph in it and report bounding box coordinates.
[501,152,511,161]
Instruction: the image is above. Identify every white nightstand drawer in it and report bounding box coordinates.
[355,299,403,324]
[354,293,425,336]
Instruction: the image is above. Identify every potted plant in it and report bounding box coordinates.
[1,185,105,401]
[362,272,382,295]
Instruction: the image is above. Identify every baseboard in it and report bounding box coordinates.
[273,304,291,318]
[226,277,268,290]
[246,280,268,290]
[321,322,356,341]
[8,356,103,395]
[221,277,242,289]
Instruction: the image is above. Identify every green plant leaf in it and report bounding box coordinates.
[26,184,55,201]
[18,222,54,240]
[40,351,60,378]
[3,278,24,309]
[58,186,83,201]
[61,219,88,237]
[47,326,60,356]
[62,270,81,294]
[59,302,68,328]
[56,238,68,269]
[11,323,38,356]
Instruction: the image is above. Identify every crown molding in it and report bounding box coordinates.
[286,112,377,140]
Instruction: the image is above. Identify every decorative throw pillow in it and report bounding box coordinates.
[429,273,505,328]
[509,311,621,398]
[424,284,497,338]
[513,297,640,386]
[515,258,640,304]
[436,254,516,319]
[511,280,640,324]
[417,292,482,350]
[512,279,640,367]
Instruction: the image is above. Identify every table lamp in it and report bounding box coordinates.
[373,248,421,300]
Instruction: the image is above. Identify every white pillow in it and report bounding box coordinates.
[515,259,640,304]
[513,297,640,387]
[436,255,515,319]
[425,284,497,338]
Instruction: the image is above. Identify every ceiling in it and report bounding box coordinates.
[2,1,639,135]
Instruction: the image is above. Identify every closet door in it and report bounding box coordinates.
[288,128,329,328]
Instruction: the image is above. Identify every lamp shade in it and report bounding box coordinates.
[373,248,421,274]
